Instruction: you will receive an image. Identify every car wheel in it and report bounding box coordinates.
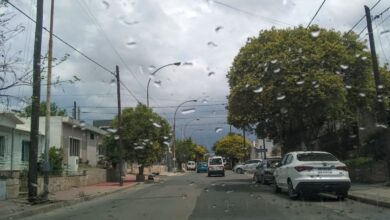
[274,178,281,193]
[287,180,299,200]
[237,168,243,174]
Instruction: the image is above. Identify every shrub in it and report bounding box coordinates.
[344,156,374,167]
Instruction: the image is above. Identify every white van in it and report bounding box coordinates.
[187,161,196,171]
[208,156,225,177]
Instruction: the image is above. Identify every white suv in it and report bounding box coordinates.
[208,156,225,177]
[273,151,350,199]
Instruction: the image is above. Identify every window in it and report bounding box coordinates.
[21,140,30,162]
[209,158,222,165]
[286,154,293,164]
[90,133,95,140]
[0,136,5,157]
[69,138,80,156]
[281,155,288,165]
[297,153,338,161]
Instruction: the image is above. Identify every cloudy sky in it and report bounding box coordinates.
[2,0,390,149]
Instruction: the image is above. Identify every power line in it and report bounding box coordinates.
[6,0,142,103]
[306,0,326,28]
[347,0,381,34]
[357,3,389,37]
[213,0,294,27]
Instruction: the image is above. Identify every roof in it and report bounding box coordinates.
[62,117,107,135]
[0,112,24,124]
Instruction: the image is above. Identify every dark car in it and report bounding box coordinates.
[253,158,281,184]
[196,162,208,173]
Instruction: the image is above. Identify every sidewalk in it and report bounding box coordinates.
[348,183,390,208]
[0,174,138,220]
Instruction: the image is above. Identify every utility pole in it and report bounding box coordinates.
[29,0,44,203]
[73,101,77,119]
[116,66,123,186]
[365,5,390,180]
[43,0,55,201]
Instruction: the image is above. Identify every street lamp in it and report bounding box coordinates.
[182,118,200,139]
[172,99,197,171]
[146,62,181,107]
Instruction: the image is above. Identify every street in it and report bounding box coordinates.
[24,171,390,220]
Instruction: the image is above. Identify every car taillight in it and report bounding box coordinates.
[294,166,313,172]
[336,166,348,171]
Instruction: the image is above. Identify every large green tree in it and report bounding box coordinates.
[227,26,381,154]
[104,103,171,178]
[213,134,251,164]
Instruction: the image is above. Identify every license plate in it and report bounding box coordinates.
[318,170,332,174]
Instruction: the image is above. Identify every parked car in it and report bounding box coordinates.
[253,158,281,184]
[208,156,225,177]
[187,161,196,171]
[273,151,351,200]
[233,159,263,174]
[196,162,208,173]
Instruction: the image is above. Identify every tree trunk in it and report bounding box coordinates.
[136,166,145,182]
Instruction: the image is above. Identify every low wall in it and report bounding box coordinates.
[0,171,20,200]
[128,164,168,175]
[348,160,389,183]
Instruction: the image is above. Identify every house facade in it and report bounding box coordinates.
[0,112,44,171]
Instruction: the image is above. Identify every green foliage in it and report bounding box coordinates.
[227,26,378,152]
[20,101,67,117]
[103,103,171,172]
[344,156,373,167]
[39,147,64,175]
[175,138,207,166]
[213,133,250,162]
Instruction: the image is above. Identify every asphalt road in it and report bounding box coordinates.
[24,171,390,220]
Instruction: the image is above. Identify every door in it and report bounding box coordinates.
[276,154,291,188]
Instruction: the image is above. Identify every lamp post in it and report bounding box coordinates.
[182,118,200,139]
[147,62,181,107]
[172,99,197,171]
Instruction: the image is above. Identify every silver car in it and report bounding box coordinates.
[233,159,262,174]
[253,158,281,184]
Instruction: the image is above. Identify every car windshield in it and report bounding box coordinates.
[209,158,223,165]
[4,1,390,219]
[297,153,338,161]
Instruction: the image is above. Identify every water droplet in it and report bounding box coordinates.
[296,80,304,85]
[380,29,390,35]
[277,95,286,100]
[211,183,216,186]
[215,127,223,133]
[181,108,196,115]
[378,85,385,89]
[311,30,321,38]
[153,80,162,88]
[126,41,137,48]
[163,141,170,146]
[224,209,229,213]
[182,193,188,199]
[148,65,156,72]
[226,190,234,194]
[361,56,367,60]
[215,26,223,32]
[183,62,193,66]
[245,84,250,88]
[274,68,281,73]
[153,122,161,128]
[314,84,320,89]
[249,193,254,197]
[340,64,349,70]
[359,127,366,131]
[253,87,263,93]
[375,123,388,129]
[221,183,226,187]
[271,59,278,64]
[212,204,217,209]
[204,188,209,192]
[359,93,366,97]
[378,99,383,102]
[202,99,208,104]
[298,48,303,53]
[355,53,361,58]
[134,146,144,150]
[345,85,352,89]
[208,71,215,76]
[102,0,110,9]
[163,136,169,140]
[280,107,288,114]
[312,81,317,85]
[349,134,357,139]
[207,41,218,47]
[114,135,119,140]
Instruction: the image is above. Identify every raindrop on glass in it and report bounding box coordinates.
[296,80,304,85]
[253,87,263,93]
[226,190,234,194]
[310,30,320,38]
[153,122,161,128]
[274,68,281,73]
[314,84,320,89]
[271,59,278,64]
[114,135,119,140]
[375,123,388,129]
[298,48,303,53]
[153,80,162,88]
[134,146,144,150]
[212,204,217,209]
[359,127,366,131]
[126,41,137,48]
[102,0,110,9]
[183,62,193,66]
[276,95,286,100]
[207,41,218,47]
[355,53,361,58]
[149,65,156,71]
[312,81,317,85]
[208,71,216,77]
[215,127,223,133]
[281,107,288,114]
[349,134,357,139]
[345,85,352,89]
[340,64,349,70]
[359,93,366,97]
[221,183,226,187]
[361,56,367,60]
[378,85,385,89]
[380,29,390,35]
[163,141,170,146]
[181,108,196,115]
[215,26,223,32]
[202,99,208,104]
[245,84,250,88]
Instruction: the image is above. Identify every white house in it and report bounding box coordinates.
[0,112,44,171]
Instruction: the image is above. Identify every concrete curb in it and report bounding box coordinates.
[348,193,390,209]
[0,183,141,220]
